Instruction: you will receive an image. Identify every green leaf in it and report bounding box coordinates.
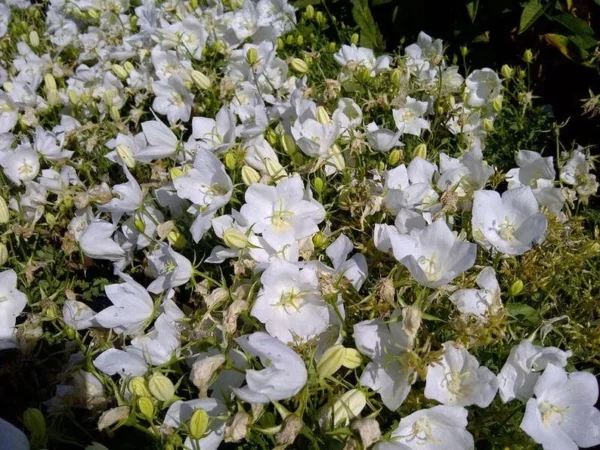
[292,0,320,8]
[351,0,385,51]
[543,33,588,60]
[519,0,547,34]
[466,0,479,22]
[421,312,445,322]
[552,12,595,36]
[506,302,541,324]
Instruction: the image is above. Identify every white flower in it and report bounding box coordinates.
[0,5,10,38]
[0,144,40,185]
[465,68,502,107]
[251,261,329,343]
[128,313,181,366]
[323,233,368,290]
[520,364,600,450]
[146,244,193,294]
[79,220,126,261]
[0,270,28,350]
[497,340,571,403]
[353,310,414,410]
[392,96,430,136]
[138,120,179,162]
[437,150,494,200]
[387,219,477,288]
[93,348,148,377]
[334,44,391,76]
[163,17,207,60]
[375,405,474,450]
[425,342,498,407]
[233,332,307,403]
[472,186,547,255]
[0,418,29,450]
[152,76,193,124]
[290,118,342,175]
[380,158,439,213]
[240,174,325,246]
[192,106,237,154]
[93,273,153,335]
[0,92,18,134]
[449,266,502,319]
[97,166,142,218]
[62,300,96,330]
[365,122,401,152]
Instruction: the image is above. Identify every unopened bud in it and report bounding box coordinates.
[116,144,136,168]
[296,35,304,46]
[312,232,326,248]
[148,374,175,402]
[129,377,151,397]
[0,196,9,224]
[319,389,366,430]
[523,49,533,64]
[492,96,503,113]
[191,70,211,90]
[23,408,46,441]
[133,218,145,233]
[189,409,209,440]
[67,90,79,105]
[169,167,185,180]
[29,31,40,48]
[391,69,402,88]
[315,11,325,25]
[305,5,315,19]
[413,143,427,160]
[460,46,469,57]
[265,158,287,180]
[44,73,57,91]
[110,106,120,122]
[276,37,284,50]
[137,397,154,420]
[290,58,308,74]
[0,243,8,266]
[483,118,494,133]
[2,81,13,93]
[281,134,296,155]
[224,152,237,170]
[509,279,524,297]
[316,106,331,124]
[350,33,359,45]
[317,345,345,378]
[246,48,258,66]
[223,228,248,249]
[88,9,99,19]
[266,128,278,146]
[388,149,402,166]
[167,230,187,249]
[341,348,361,369]
[501,64,513,79]
[123,61,135,74]
[313,177,324,194]
[112,64,128,80]
[327,42,337,53]
[241,165,261,185]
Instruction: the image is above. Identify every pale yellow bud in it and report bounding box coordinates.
[167,230,187,249]
[88,9,99,19]
[413,143,427,160]
[2,82,13,93]
[290,58,308,74]
[509,279,524,297]
[29,31,40,48]
[137,397,154,420]
[281,134,296,155]
[116,144,136,169]
[223,228,248,249]
[317,345,345,378]
[0,196,9,224]
[189,409,209,440]
[483,118,494,133]
[241,165,261,185]
[67,90,79,105]
[23,408,46,441]
[0,243,8,266]
[246,48,258,66]
[148,374,175,402]
[492,96,503,113]
[350,33,359,45]
[341,348,362,369]
[191,70,211,90]
[523,49,533,64]
[319,389,366,430]
[316,106,331,124]
[265,158,287,180]
[169,167,185,180]
[44,73,57,91]
[112,64,128,80]
[129,377,151,397]
[313,177,324,194]
[110,106,120,122]
[388,149,402,166]
[501,64,513,79]
[305,5,315,19]
[123,61,135,74]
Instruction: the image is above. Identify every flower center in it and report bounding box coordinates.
[498,218,516,241]
[418,254,439,281]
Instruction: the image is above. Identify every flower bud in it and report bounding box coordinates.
[0,243,8,266]
[170,167,185,180]
[265,158,287,180]
[319,389,366,430]
[148,374,175,402]
[460,46,469,57]
[305,5,315,19]
[290,58,308,74]
[388,149,402,166]
[313,177,324,194]
[281,134,296,155]
[29,31,40,48]
[129,377,151,397]
[2,81,13,93]
[523,49,533,64]
[317,345,345,378]
[241,165,261,185]
[492,96,503,113]
[286,35,294,45]
[341,348,361,369]
[98,406,130,431]
[189,409,209,440]
[356,66,371,83]
[483,118,494,133]
[509,279,524,297]
[501,64,513,79]
[0,196,9,224]
[223,228,248,249]
[116,144,136,169]
[112,64,128,80]
[167,230,187,249]
[276,414,303,446]
[23,408,46,441]
[413,143,427,160]
[137,397,154,420]
[296,35,304,46]
[67,90,79,105]
[316,106,331,124]
[88,9,99,19]
[224,152,237,170]
[327,42,337,52]
[350,33,359,45]
[312,232,326,248]
[391,69,402,88]
[246,48,258,66]
[191,70,211,90]
[276,37,284,50]
[266,128,278,146]
[44,74,57,91]
[123,61,135,74]
[110,106,120,122]
[315,11,325,25]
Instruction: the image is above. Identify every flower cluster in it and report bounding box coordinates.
[0,1,599,449]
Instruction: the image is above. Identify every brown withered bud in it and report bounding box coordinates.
[275,414,303,447]
[224,410,250,443]
[223,299,249,335]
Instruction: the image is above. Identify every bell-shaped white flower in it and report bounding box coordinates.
[251,261,329,343]
[392,96,430,136]
[365,122,401,152]
[79,220,126,261]
[93,348,148,377]
[324,233,368,290]
[97,166,142,219]
[192,105,237,154]
[240,174,325,246]
[146,244,192,294]
[449,266,502,319]
[152,76,193,124]
[497,340,571,403]
[62,300,96,330]
[138,120,178,162]
[128,313,181,366]
[0,270,28,350]
[93,274,154,335]
[233,332,307,404]
[0,418,29,450]
[472,186,547,255]
[465,68,502,107]
[388,219,476,288]
[425,342,498,407]
[0,144,40,185]
[437,150,494,201]
[375,405,474,449]
[520,364,600,450]
[353,310,414,410]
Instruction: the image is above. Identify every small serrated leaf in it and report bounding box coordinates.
[351,0,385,51]
[466,0,479,22]
[519,0,547,34]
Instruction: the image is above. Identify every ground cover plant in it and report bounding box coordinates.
[0,1,599,449]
